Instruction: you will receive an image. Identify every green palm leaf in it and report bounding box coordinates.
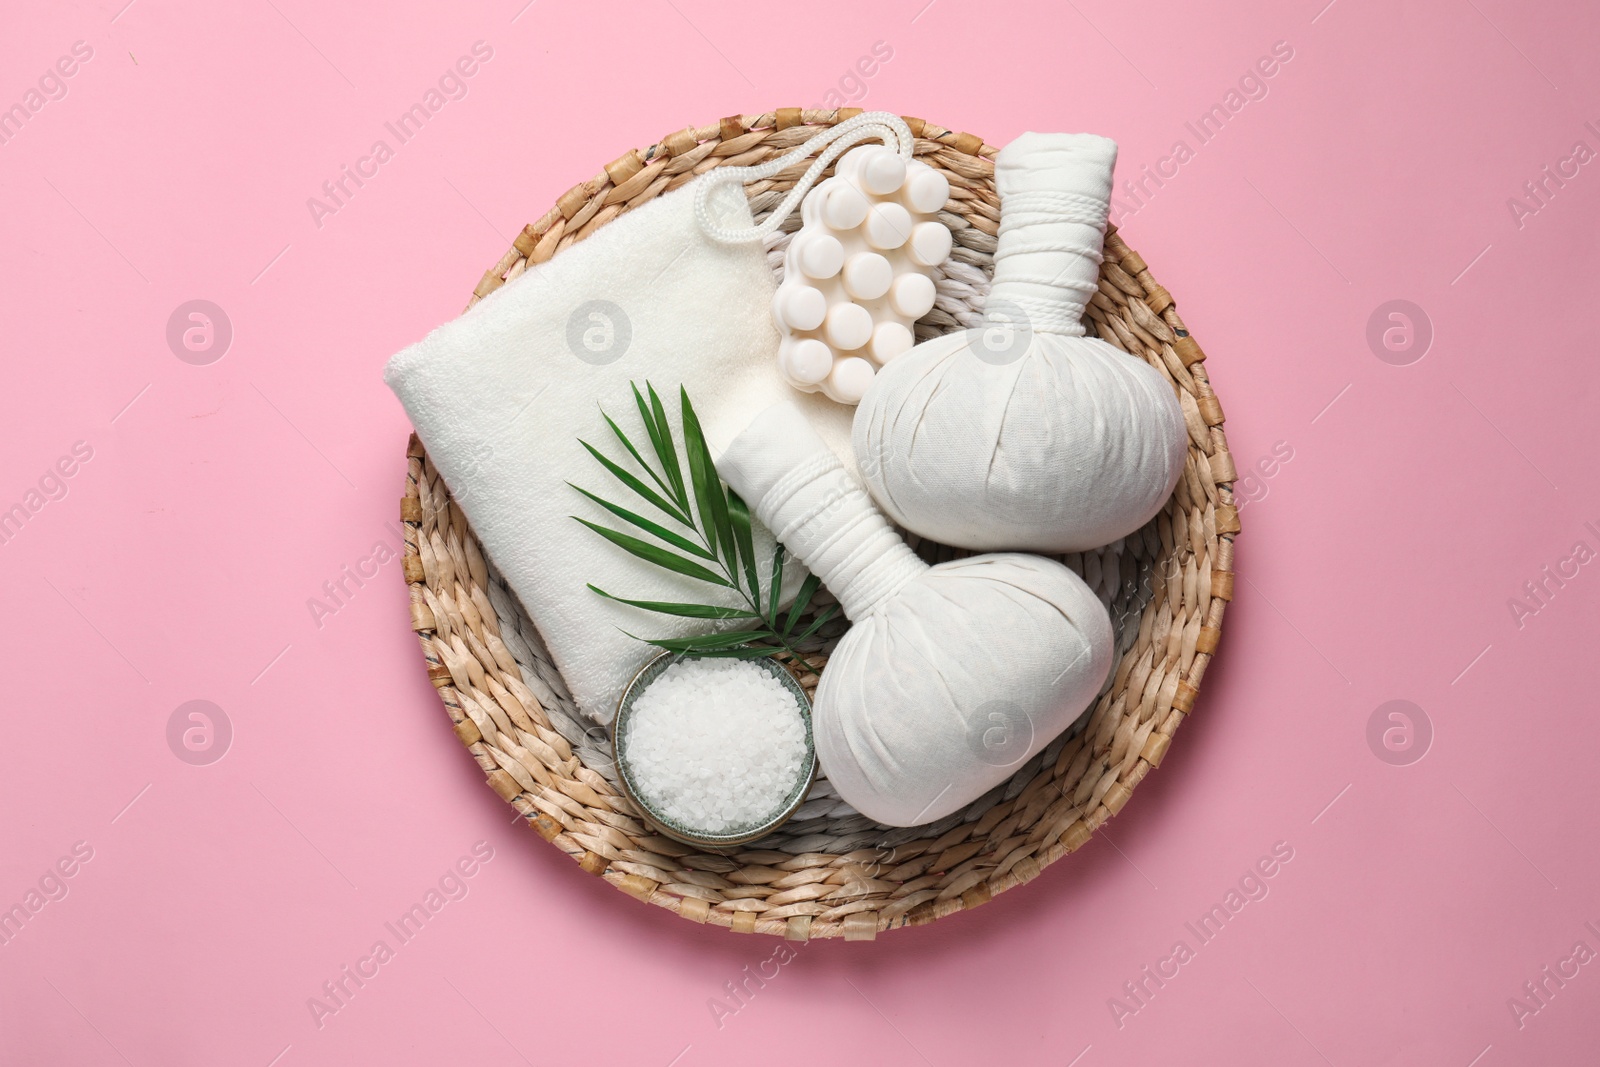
[766,547,785,629]
[577,440,690,527]
[783,573,823,636]
[680,386,733,568]
[588,586,760,619]
[601,408,679,508]
[727,491,762,603]
[644,382,688,511]
[791,602,839,642]
[572,517,730,587]
[569,484,713,559]
[631,381,666,467]
[577,381,843,672]
[638,630,775,652]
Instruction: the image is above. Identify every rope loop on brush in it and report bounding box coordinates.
[694,112,915,245]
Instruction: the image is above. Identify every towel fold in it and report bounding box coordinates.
[385,180,852,723]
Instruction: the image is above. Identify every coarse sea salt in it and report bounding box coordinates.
[623,657,809,835]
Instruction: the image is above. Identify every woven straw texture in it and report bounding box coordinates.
[398,108,1240,940]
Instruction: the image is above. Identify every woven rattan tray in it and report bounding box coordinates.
[398,107,1239,940]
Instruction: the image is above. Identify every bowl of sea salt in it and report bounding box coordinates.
[612,653,816,848]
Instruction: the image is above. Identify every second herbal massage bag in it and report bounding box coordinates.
[717,401,1115,827]
[853,132,1188,554]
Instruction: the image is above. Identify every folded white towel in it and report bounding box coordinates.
[385,181,852,723]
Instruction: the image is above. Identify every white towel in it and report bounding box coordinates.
[385,180,852,723]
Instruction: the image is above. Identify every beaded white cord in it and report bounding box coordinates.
[694,112,915,245]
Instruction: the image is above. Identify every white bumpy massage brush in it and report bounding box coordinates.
[771,143,952,405]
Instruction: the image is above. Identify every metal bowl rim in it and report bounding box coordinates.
[610,650,818,849]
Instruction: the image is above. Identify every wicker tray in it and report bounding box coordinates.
[398,107,1239,940]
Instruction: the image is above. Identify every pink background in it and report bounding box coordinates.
[3,0,1598,1063]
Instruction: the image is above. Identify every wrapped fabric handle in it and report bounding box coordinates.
[717,401,925,621]
[988,132,1116,337]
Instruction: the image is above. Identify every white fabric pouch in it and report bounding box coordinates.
[717,401,1115,826]
[853,132,1188,553]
